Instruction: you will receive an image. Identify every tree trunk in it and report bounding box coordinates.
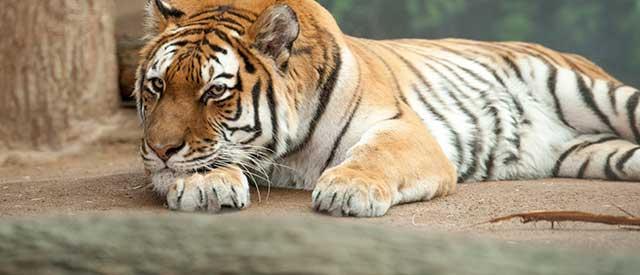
[0,0,119,163]
[118,38,146,105]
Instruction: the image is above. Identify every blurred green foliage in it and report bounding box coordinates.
[317,0,640,86]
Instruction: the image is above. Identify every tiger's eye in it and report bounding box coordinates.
[201,84,229,104]
[151,78,165,92]
[211,84,226,95]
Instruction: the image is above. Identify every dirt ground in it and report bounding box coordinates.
[1,112,639,252]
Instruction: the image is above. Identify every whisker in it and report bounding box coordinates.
[228,157,263,203]
[176,134,301,204]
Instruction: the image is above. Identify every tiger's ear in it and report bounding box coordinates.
[145,0,185,34]
[248,4,300,70]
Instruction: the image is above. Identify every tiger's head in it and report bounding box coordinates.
[134,0,308,176]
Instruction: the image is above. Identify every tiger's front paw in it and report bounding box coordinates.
[312,168,393,217]
[167,167,250,213]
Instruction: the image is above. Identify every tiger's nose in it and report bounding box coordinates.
[149,141,186,162]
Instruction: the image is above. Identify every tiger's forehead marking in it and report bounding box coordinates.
[146,40,239,88]
[201,45,239,83]
[146,43,179,79]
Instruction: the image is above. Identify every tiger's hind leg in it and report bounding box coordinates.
[526,57,640,143]
[554,134,640,181]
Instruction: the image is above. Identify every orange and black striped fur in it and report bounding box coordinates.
[135,0,640,216]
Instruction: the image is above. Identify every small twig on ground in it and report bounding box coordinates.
[411,214,420,226]
[471,211,640,229]
[130,184,153,190]
[612,203,636,218]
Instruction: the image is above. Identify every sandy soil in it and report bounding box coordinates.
[1,111,639,251]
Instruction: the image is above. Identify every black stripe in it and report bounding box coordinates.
[553,136,618,176]
[576,73,619,135]
[180,12,255,29]
[182,153,217,164]
[204,41,228,54]
[264,80,279,152]
[503,43,557,68]
[217,17,246,30]
[227,38,276,148]
[547,65,574,129]
[504,97,524,163]
[166,40,191,48]
[553,143,582,177]
[608,84,623,116]
[323,96,362,171]
[434,56,495,88]
[280,33,342,159]
[141,141,149,155]
[616,147,640,173]
[145,27,210,61]
[487,106,507,173]
[584,136,619,147]
[322,53,364,171]
[627,92,640,143]
[421,43,508,88]
[187,8,224,20]
[451,41,520,73]
[240,80,264,144]
[187,6,258,22]
[382,45,464,172]
[562,55,589,76]
[226,10,258,22]
[432,57,490,94]
[155,0,185,18]
[221,95,244,122]
[214,73,234,80]
[216,22,245,35]
[211,29,232,45]
[577,158,591,178]
[384,45,465,174]
[422,60,481,181]
[380,45,449,107]
[501,56,524,81]
[235,45,256,74]
[605,150,621,180]
[484,151,496,181]
[363,41,407,113]
[223,80,262,138]
[392,42,504,180]
[412,85,465,172]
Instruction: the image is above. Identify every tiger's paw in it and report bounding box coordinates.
[312,168,393,217]
[167,167,250,213]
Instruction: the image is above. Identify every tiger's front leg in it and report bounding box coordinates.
[312,118,458,217]
[161,166,251,213]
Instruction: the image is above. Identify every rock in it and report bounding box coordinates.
[0,214,638,275]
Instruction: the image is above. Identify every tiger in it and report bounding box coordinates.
[135,0,640,217]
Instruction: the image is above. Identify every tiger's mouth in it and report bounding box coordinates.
[164,155,233,174]
[142,140,270,177]
[153,160,230,176]
[145,149,233,176]
[191,159,232,174]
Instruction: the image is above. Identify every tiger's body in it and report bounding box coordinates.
[136,0,640,217]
